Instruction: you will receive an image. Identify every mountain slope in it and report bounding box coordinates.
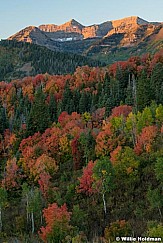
[7,16,163,63]
[0,40,102,81]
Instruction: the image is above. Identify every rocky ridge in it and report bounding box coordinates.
[7,16,163,63]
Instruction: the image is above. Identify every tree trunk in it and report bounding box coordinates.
[31,211,34,233]
[40,211,43,224]
[158,206,162,219]
[26,194,29,224]
[102,193,107,216]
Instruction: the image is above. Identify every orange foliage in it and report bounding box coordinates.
[39,203,71,242]
[134,125,157,155]
[95,122,114,156]
[110,105,132,119]
[38,172,52,198]
[2,157,20,190]
[110,146,122,165]
[77,160,97,195]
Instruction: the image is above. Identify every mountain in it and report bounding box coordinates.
[0,40,102,81]
[8,16,163,63]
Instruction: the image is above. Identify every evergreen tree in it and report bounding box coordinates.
[26,87,50,135]
[103,72,110,97]
[49,94,57,123]
[0,103,8,135]
[79,92,87,114]
[115,66,128,103]
[61,82,73,114]
[151,62,163,104]
[72,89,80,113]
[137,70,152,110]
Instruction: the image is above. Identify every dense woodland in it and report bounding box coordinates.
[0,40,102,82]
[0,50,163,242]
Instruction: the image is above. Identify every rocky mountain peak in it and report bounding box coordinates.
[7,16,162,55]
[111,16,148,29]
[66,18,83,27]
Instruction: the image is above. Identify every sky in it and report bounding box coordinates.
[0,0,163,39]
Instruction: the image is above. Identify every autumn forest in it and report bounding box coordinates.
[0,45,163,242]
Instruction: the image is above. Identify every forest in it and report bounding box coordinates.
[0,40,102,82]
[0,50,163,242]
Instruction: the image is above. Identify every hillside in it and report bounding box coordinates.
[8,16,163,63]
[0,51,163,242]
[0,40,102,81]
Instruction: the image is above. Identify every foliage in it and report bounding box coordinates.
[39,203,72,242]
[0,51,163,241]
[104,220,132,242]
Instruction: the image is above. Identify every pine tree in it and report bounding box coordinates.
[61,81,73,114]
[137,70,152,110]
[0,103,8,135]
[79,92,87,114]
[151,62,163,104]
[26,87,50,135]
[49,94,57,123]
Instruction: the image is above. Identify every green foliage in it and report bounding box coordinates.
[137,71,152,110]
[0,187,7,208]
[1,51,163,241]
[147,188,163,210]
[26,88,51,135]
[104,220,132,242]
[0,40,102,81]
[93,157,114,194]
[155,157,163,183]
[146,222,163,238]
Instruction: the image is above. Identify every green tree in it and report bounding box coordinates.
[26,87,50,135]
[155,157,163,184]
[150,62,163,104]
[61,81,73,114]
[137,70,152,110]
[22,184,42,234]
[93,157,114,218]
[49,94,57,123]
[0,187,7,232]
[79,92,87,114]
[0,104,8,135]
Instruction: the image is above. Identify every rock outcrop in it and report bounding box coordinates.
[8,16,163,60]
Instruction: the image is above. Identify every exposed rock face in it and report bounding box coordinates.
[39,19,84,41]
[8,16,163,58]
[8,26,39,43]
[8,26,60,50]
[39,19,113,39]
[39,19,83,33]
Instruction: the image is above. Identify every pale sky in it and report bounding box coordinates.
[0,0,163,39]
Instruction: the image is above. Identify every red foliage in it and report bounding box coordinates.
[40,127,61,155]
[110,146,122,165]
[19,129,60,180]
[134,125,157,155]
[33,74,45,87]
[71,135,82,170]
[149,50,163,71]
[110,105,132,119]
[77,160,97,195]
[92,107,106,128]
[39,203,71,242]
[58,111,69,126]
[2,158,20,190]
[38,172,52,199]
[20,132,41,152]
[1,129,17,154]
[109,61,128,77]
[95,122,114,156]
[161,124,163,133]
